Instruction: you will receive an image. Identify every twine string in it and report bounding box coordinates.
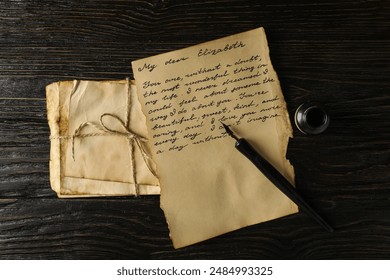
[71,113,156,196]
[54,79,156,196]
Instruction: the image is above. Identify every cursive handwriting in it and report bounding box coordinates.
[165,57,189,65]
[198,41,246,57]
[138,63,158,73]
[135,38,285,154]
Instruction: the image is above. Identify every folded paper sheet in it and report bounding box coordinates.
[46,79,160,197]
[133,27,298,248]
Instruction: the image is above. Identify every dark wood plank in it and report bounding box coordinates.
[0,98,51,198]
[0,198,389,259]
[0,0,389,259]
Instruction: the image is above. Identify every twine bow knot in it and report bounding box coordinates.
[67,79,157,196]
[71,113,157,196]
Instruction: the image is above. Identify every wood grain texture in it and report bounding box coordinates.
[0,0,389,259]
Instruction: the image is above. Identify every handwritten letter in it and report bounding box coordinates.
[133,27,298,248]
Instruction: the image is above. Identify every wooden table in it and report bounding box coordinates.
[0,0,389,259]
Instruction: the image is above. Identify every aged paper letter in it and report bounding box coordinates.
[132,27,298,248]
[46,80,160,197]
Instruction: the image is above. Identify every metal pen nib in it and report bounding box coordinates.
[221,122,239,141]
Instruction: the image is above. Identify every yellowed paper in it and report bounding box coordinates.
[132,27,298,248]
[46,80,160,197]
